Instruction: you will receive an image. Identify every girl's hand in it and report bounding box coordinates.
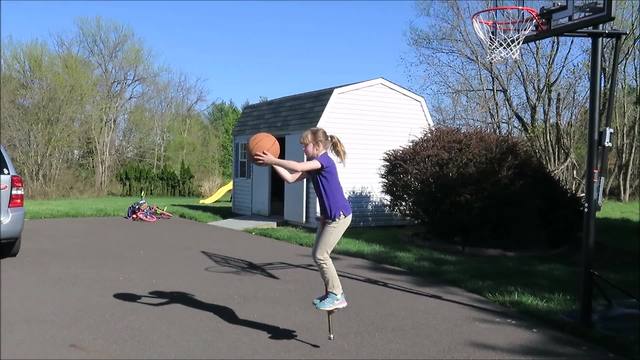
[253,151,276,166]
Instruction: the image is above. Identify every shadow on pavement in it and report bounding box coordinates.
[113,290,319,348]
[201,250,508,316]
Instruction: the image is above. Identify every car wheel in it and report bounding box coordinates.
[5,237,21,257]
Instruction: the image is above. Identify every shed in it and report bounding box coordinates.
[231,77,432,227]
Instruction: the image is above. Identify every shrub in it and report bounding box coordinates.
[116,162,196,197]
[380,126,582,250]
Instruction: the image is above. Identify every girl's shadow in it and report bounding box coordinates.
[113,290,318,347]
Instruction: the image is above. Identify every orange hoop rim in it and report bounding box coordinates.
[472,6,544,30]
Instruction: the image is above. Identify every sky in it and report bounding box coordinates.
[1,1,422,107]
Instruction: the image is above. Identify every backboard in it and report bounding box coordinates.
[522,0,614,43]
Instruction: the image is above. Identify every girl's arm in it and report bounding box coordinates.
[254,151,321,172]
[272,165,307,184]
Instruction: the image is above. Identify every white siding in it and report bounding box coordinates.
[232,179,252,215]
[317,80,430,226]
[232,136,252,215]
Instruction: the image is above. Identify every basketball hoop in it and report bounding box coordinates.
[472,6,544,62]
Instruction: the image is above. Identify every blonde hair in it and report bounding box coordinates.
[299,127,347,163]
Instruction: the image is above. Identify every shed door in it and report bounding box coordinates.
[284,134,306,224]
[251,163,270,216]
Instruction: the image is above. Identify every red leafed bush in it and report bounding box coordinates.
[380,126,582,250]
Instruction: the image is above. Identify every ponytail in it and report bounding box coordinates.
[329,134,347,164]
[300,127,347,164]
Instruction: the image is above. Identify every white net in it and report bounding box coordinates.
[472,6,540,62]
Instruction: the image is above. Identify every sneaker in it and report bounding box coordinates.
[312,293,328,306]
[315,292,347,311]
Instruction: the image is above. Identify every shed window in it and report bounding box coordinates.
[234,142,251,179]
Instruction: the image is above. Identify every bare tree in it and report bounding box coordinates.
[119,69,206,172]
[405,1,603,192]
[172,72,208,164]
[601,1,639,201]
[117,73,171,172]
[2,17,221,198]
[55,16,153,192]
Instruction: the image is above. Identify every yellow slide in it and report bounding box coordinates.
[199,181,233,204]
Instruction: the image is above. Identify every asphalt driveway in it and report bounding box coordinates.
[1,217,617,359]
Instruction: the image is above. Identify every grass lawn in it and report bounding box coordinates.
[24,196,639,358]
[248,200,640,359]
[25,193,233,223]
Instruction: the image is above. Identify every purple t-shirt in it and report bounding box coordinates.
[309,152,352,221]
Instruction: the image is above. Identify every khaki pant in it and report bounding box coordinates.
[312,214,352,295]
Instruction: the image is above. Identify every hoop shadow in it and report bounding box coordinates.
[202,251,279,279]
[113,290,318,348]
[201,251,509,316]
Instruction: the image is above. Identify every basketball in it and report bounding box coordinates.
[248,132,280,159]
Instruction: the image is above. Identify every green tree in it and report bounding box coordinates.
[178,159,195,196]
[1,39,97,197]
[206,100,241,180]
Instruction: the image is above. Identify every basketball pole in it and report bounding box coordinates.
[475,2,627,330]
[578,23,602,328]
[576,25,628,328]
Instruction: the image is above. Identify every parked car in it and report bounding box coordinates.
[1,145,24,257]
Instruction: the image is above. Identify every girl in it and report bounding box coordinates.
[254,127,352,311]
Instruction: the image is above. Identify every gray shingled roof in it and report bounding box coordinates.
[233,83,356,136]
